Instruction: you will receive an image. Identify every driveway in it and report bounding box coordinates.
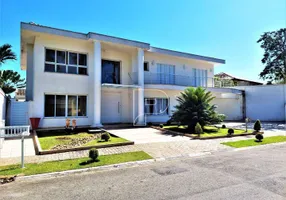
[108,127,190,144]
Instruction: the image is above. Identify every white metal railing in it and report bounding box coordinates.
[0,126,30,138]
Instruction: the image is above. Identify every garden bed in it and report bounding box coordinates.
[33,130,134,155]
[0,151,152,177]
[154,125,254,139]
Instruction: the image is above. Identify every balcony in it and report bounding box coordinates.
[144,72,235,88]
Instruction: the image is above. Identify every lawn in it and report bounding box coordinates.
[163,125,252,138]
[221,136,286,148]
[0,151,152,176]
[38,132,130,150]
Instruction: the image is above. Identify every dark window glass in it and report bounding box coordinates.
[78,67,87,75]
[45,95,55,117]
[69,52,77,65]
[78,96,87,116]
[79,54,87,66]
[56,95,66,116]
[144,62,149,71]
[56,51,66,64]
[45,64,55,72]
[68,66,77,74]
[57,65,66,73]
[46,49,55,62]
[68,96,77,116]
[102,60,120,84]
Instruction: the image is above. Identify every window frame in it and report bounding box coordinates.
[144,98,169,116]
[44,48,88,75]
[44,94,88,118]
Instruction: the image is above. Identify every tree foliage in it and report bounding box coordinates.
[0,70,25,94]
[171,87,225,132]
[0,44,16,65]
[257,28,286,83]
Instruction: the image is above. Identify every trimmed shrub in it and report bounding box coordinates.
[222,124,226,129]
[89,148,99,161]
[159,124,164,128]
[227,128,234,136]
[101,132,111,142]
[195,123,203,136]
[254,120,262,132]
[203,126,218,133]
[166,119,171,126]
[147,122,153,126]
[255,133,263,142]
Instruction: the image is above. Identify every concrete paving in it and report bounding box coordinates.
[109,127,190,144]
[0,137,35,158]
[1,143,285,200]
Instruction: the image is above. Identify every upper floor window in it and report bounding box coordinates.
[45,48,88,75]
[144,62,149,71]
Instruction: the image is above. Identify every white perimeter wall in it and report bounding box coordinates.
[234,85,286,121]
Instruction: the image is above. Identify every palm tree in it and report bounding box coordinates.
[171,87,225,132]
[0,70,25,94]
[0,44,16,65]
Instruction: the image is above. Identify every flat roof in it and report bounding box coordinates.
[21,22,225,64]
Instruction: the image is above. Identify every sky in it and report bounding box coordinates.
[0,0,285,83]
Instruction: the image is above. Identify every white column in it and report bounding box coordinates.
[92,41,102,127]
[137,48,145,125]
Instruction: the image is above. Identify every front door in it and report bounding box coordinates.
[101,92,121,123]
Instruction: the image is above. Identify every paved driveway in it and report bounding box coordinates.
[108,127,190,144]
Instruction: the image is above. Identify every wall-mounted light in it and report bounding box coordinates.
[151,60,155,65]
[183,64,186,70]
[209,69,213,72]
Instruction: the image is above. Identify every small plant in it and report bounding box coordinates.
[101,132,111,142]
[222,124,226,128]
[147,122,153,126]
[254,120,262,132]
[255,133,263,142]
[166,119,171,126]
[195,123,203,137]
[89,148,99,162]
[159,124,164,128]
[227,128,234,136]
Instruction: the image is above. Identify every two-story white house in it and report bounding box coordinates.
[20,22,244,128]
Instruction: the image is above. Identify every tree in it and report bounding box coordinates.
[257,28,286,83]
[171,87,225,132]
[0,44,16,65]
[0,70,25,94]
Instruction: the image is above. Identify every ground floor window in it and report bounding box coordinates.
[144,98,169,115]
[45,95,87,117]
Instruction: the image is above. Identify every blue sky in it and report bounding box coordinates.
[0,0,285,82]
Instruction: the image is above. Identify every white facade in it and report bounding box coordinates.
[21,22,242,128]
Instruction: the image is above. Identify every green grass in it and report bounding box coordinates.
[221,136,286,148]
[0,151,152,176]
[38,133,130,150]
[163,125,252,138]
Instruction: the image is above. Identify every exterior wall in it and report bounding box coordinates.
[0,89,6,122]
[26,44,34,101]
[234,85,286,121]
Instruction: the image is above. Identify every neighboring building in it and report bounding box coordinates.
[20,22,244,128]
[215,72,263,87]
[15,88,26,102]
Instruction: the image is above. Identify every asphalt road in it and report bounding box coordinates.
[1,144,286,200]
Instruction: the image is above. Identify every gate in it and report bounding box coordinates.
[9,99,29,126]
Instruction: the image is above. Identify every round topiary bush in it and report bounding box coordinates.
[255,133,263,142]
[254,120,262,132]
[227,128,234,136]
[147,122,153,126]
[222,124,226,129]
[101,132,110,142]
[89,148,99,161]
[159,124,164,128]
[166,119,171,126]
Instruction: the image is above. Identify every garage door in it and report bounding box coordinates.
[101,92,121,123]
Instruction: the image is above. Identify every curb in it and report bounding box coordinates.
[231,141,286,151]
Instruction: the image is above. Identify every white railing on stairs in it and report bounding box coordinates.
[0,125,30,138]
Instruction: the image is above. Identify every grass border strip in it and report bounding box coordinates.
[34,131,134,155]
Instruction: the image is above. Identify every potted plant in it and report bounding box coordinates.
[30,117,41,130]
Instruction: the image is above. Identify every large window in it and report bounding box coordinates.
[102,60,120,84]
[45,48,88,75]
[144,98,169,115]
[157,63,175,85]
[45,95,87,117]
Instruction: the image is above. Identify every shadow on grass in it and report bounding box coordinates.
[255,140,263,143]
[79,159,100,166]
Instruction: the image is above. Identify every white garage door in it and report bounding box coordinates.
[101,92,121,123]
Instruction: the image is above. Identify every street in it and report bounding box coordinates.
[1,144,286,200]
